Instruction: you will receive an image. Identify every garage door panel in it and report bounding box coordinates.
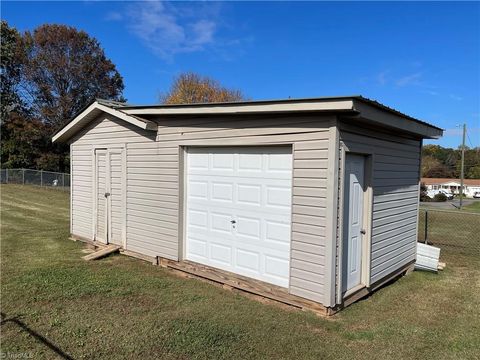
[188,180,208,199]
[236,222,290,250]
[189,201,290,217]
[186,146,292,288]
[186,226,235,242]
[265,255,290,280]
[187,209,208,228]
[186,237,208,259]
[266,186,292,209]
[191,181,291,210]
[238,152,263,172]
[235,215,261,239]
[211,182,234,202]
[212,152,235,171]
[209,243,232,266]
[265,220,291,244]
[266,152,293,173]
[187,205,291,247]
[210,211,235,235]
[188,151,209,169]
[237,183,262,206]
[189,171,291,180]
[236,248,260,272]
[235,241,289,261]
[234,236,290,255]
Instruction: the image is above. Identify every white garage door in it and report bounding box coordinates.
[186,147,292,288]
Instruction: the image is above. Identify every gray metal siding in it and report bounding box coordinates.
[339,123,421,284]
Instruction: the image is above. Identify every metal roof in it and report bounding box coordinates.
[96,99,133,108]
[97,95,442,131]
[53,95,444,141]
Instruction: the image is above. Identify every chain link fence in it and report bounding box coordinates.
[0,168,70,191]
[2,171,478,255]
[418,208,480,255]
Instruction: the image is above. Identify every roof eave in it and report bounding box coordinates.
[122,97,442,139]
[351,99,443,139]
[52,101,157,143]
[51,96,443,142]
[122,99,356,116]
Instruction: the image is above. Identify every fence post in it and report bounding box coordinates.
[62,173,65,190]
[5,169,8,184]
[424,210,428,245]
[22,168,25,185]
[40,170,43,187]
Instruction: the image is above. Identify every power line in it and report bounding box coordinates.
[466,130,477,149]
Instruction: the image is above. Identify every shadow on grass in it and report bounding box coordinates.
[0,312,74,360]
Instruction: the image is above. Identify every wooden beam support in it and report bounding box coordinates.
[159,258,331,316]
[82,245,120,261]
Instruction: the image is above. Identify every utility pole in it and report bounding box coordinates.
[459,123,466,209]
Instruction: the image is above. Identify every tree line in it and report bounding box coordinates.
[3,22,477,178]
[0,21,245,173]
[422,144,480,179]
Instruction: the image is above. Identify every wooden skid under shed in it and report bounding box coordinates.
[70,234,413,315]
[159,258,331,316]
[82,245,121,261]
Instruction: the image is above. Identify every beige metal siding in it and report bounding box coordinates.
[151,114,332,303]
[109,151,124,244]
[71,144,93,239]
[70,114,171,258]
[339,122,421,285]
[70,113,333,303]
[126,141,179,259]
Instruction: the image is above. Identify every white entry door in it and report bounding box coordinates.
[95,148,124,246]
[342,154,366,293]
[185,147,292,288]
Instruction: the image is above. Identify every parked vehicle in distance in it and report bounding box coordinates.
[426,189,454,200]
[473,192,480,199]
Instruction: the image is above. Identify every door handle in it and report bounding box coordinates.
[230,220,236,224]
[105,192,110,197]
[360,229,366,235]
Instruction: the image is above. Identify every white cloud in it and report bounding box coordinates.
[125,1,218,60]
[370,69,424,88]
[395,72,422,87]
[376,70,389,85]
[422,89,439,96]
[190,20,215,47]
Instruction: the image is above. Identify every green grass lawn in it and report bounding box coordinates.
[420,199,480,213]
[417,204,480,254]
[1,184,479,360]
[464,201,480,213]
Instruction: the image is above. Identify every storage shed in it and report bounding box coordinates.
[53,96,443,313]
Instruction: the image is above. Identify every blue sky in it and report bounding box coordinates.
[2,1,479,147]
